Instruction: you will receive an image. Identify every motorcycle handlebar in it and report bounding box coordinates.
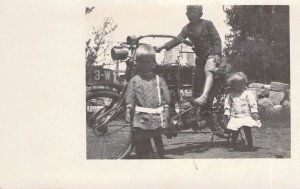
[112,35,194,60]
[136,34,194,47]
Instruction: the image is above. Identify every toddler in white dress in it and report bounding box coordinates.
[224,72,261,151]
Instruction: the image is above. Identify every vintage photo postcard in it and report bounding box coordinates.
[1,0,300,188]
[86,4,290,159]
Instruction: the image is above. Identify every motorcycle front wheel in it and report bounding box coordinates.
[86,90,133,159]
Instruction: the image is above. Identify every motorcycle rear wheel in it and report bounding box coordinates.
[208,112,229,139]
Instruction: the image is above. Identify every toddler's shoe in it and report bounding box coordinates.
[193,95,208,106]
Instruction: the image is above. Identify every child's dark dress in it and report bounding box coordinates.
[126,74,170,158]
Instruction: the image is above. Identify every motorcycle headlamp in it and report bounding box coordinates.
[111,46,129,60]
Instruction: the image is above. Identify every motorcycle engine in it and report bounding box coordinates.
[170,100,208,131]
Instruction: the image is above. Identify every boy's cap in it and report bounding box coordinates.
[187,5,203,12]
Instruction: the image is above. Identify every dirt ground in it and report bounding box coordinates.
[127,110,291,159]
[86,109,290,159]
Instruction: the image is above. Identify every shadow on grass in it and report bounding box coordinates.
[164,140,229,156]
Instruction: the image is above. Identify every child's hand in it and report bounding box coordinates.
[155,45,166,53]
[125,108,132,123]
[163,106,169,120]
[251,112,260,121]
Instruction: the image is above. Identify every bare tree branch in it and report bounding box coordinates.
[86,16,118,66]
[85,7,95,15]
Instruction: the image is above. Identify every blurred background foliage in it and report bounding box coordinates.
[223,5,290,83]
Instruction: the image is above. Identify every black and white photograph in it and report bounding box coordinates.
[86,4,291,159]
[1,0,300,188]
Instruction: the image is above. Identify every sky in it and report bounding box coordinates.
[86,4,231,66]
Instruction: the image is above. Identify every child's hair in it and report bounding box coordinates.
[135,44,156,63]
[187,5,203,13]
[226,72,248,86]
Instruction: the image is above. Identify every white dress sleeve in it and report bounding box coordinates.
[246,90,258,113]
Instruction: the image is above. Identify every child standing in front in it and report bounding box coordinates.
[125,44,170,159]
[224,72,262,151]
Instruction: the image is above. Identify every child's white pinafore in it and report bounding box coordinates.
[224,90,261,131]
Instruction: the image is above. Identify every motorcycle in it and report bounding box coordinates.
[86,35,229,159]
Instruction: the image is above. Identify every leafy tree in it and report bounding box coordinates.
[223,5,289,83]
[85,11,118,66]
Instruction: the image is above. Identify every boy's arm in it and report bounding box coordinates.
[207,21,222,56]
[157,27,188,52]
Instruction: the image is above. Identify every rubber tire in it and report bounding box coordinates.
[208,112,229,139]
[86,90,133,159]
[86,90,121,124]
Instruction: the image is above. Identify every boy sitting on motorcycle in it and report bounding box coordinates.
[157,5,222,110]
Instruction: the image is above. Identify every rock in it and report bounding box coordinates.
[248,83,270,98]
[274,104,283,111]
[258,98,273,108]
[271,82,290,92]
[282,100,290,108]
[264,85,271,90]
[258,88,270,98]
[256,88,264,98]
[249,83,264,89]
[269,91,285,105]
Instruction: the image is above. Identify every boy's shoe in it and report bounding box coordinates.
[164,132,172,139]
[193,95,208,106]
[163,129,173,139]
